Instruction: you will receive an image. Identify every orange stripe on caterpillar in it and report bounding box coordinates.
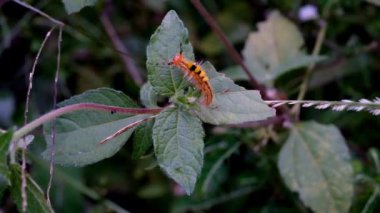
[169,53,213,106]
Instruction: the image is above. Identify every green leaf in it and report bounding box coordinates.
[10,164,52,213]
[0,130,12,199]
[62,0,98,14]
[140,82,159,107]
[147,10,194,96]
[43,88,150,166]
[153,107,204,195]
[132,120,153,159]
[278,121,353,213]
[196,91,275,125]
[242,11,324,86]
[194,62,276,125]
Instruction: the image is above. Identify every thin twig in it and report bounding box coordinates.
[1,0,48,52]
[267,98,380,116]
[18,26,56,213]
[99,115,156,145]
[22,26,56,127]
[293,20,327,116]
[361,185,380,213]
[190,0,263,92]
[11,1,64,211]
[293,0,337,117]
[12,0,64,27]
[100,1,144,86]
[46,26,62,209]
[20,148,27,212]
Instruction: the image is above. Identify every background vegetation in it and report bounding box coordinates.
[1,0,380,212]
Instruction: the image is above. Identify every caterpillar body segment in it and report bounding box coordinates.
[169,52,213,106]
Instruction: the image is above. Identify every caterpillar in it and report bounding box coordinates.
[169,50,213,106]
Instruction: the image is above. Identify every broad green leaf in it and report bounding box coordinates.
[132,120,153,159]
[242,11,324,86]
[43,88,150,166]
[10,164,52,213]
[153,107,204,195]
[0,131,12,199]
[194,62,276,125]
[62,0,98,14]
[140,82,159,107]
[278,121,353,213]
[196,90,275,125]
[147,10,193,96]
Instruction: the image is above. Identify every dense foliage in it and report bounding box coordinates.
[1,0,380,212]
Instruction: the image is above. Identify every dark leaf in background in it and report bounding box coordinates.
[132,120,153,159]
[278,121,354,213]
[0,130,12,200]
[62,0,98,14]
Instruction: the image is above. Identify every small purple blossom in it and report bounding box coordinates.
[298,4,319,22]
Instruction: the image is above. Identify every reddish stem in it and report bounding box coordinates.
[12,103,163,142]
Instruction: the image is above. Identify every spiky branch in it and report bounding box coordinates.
[266,98,380,116]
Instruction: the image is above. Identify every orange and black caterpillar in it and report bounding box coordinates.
[168,48,213,106]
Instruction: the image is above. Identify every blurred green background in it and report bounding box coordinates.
[1,0,380,212]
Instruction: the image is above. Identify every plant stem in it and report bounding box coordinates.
[99,115,156,144]
[293,0,337,117]
[267,99,380,116]
[12,1,64,209]
[12,103,163,143]
[100,0,144,86]
[12,0,64,27]
[292,20,327,119]
[46,26,63,209]
[294,21,327,104]
[20,24,57,213]
[190,0,263,92]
